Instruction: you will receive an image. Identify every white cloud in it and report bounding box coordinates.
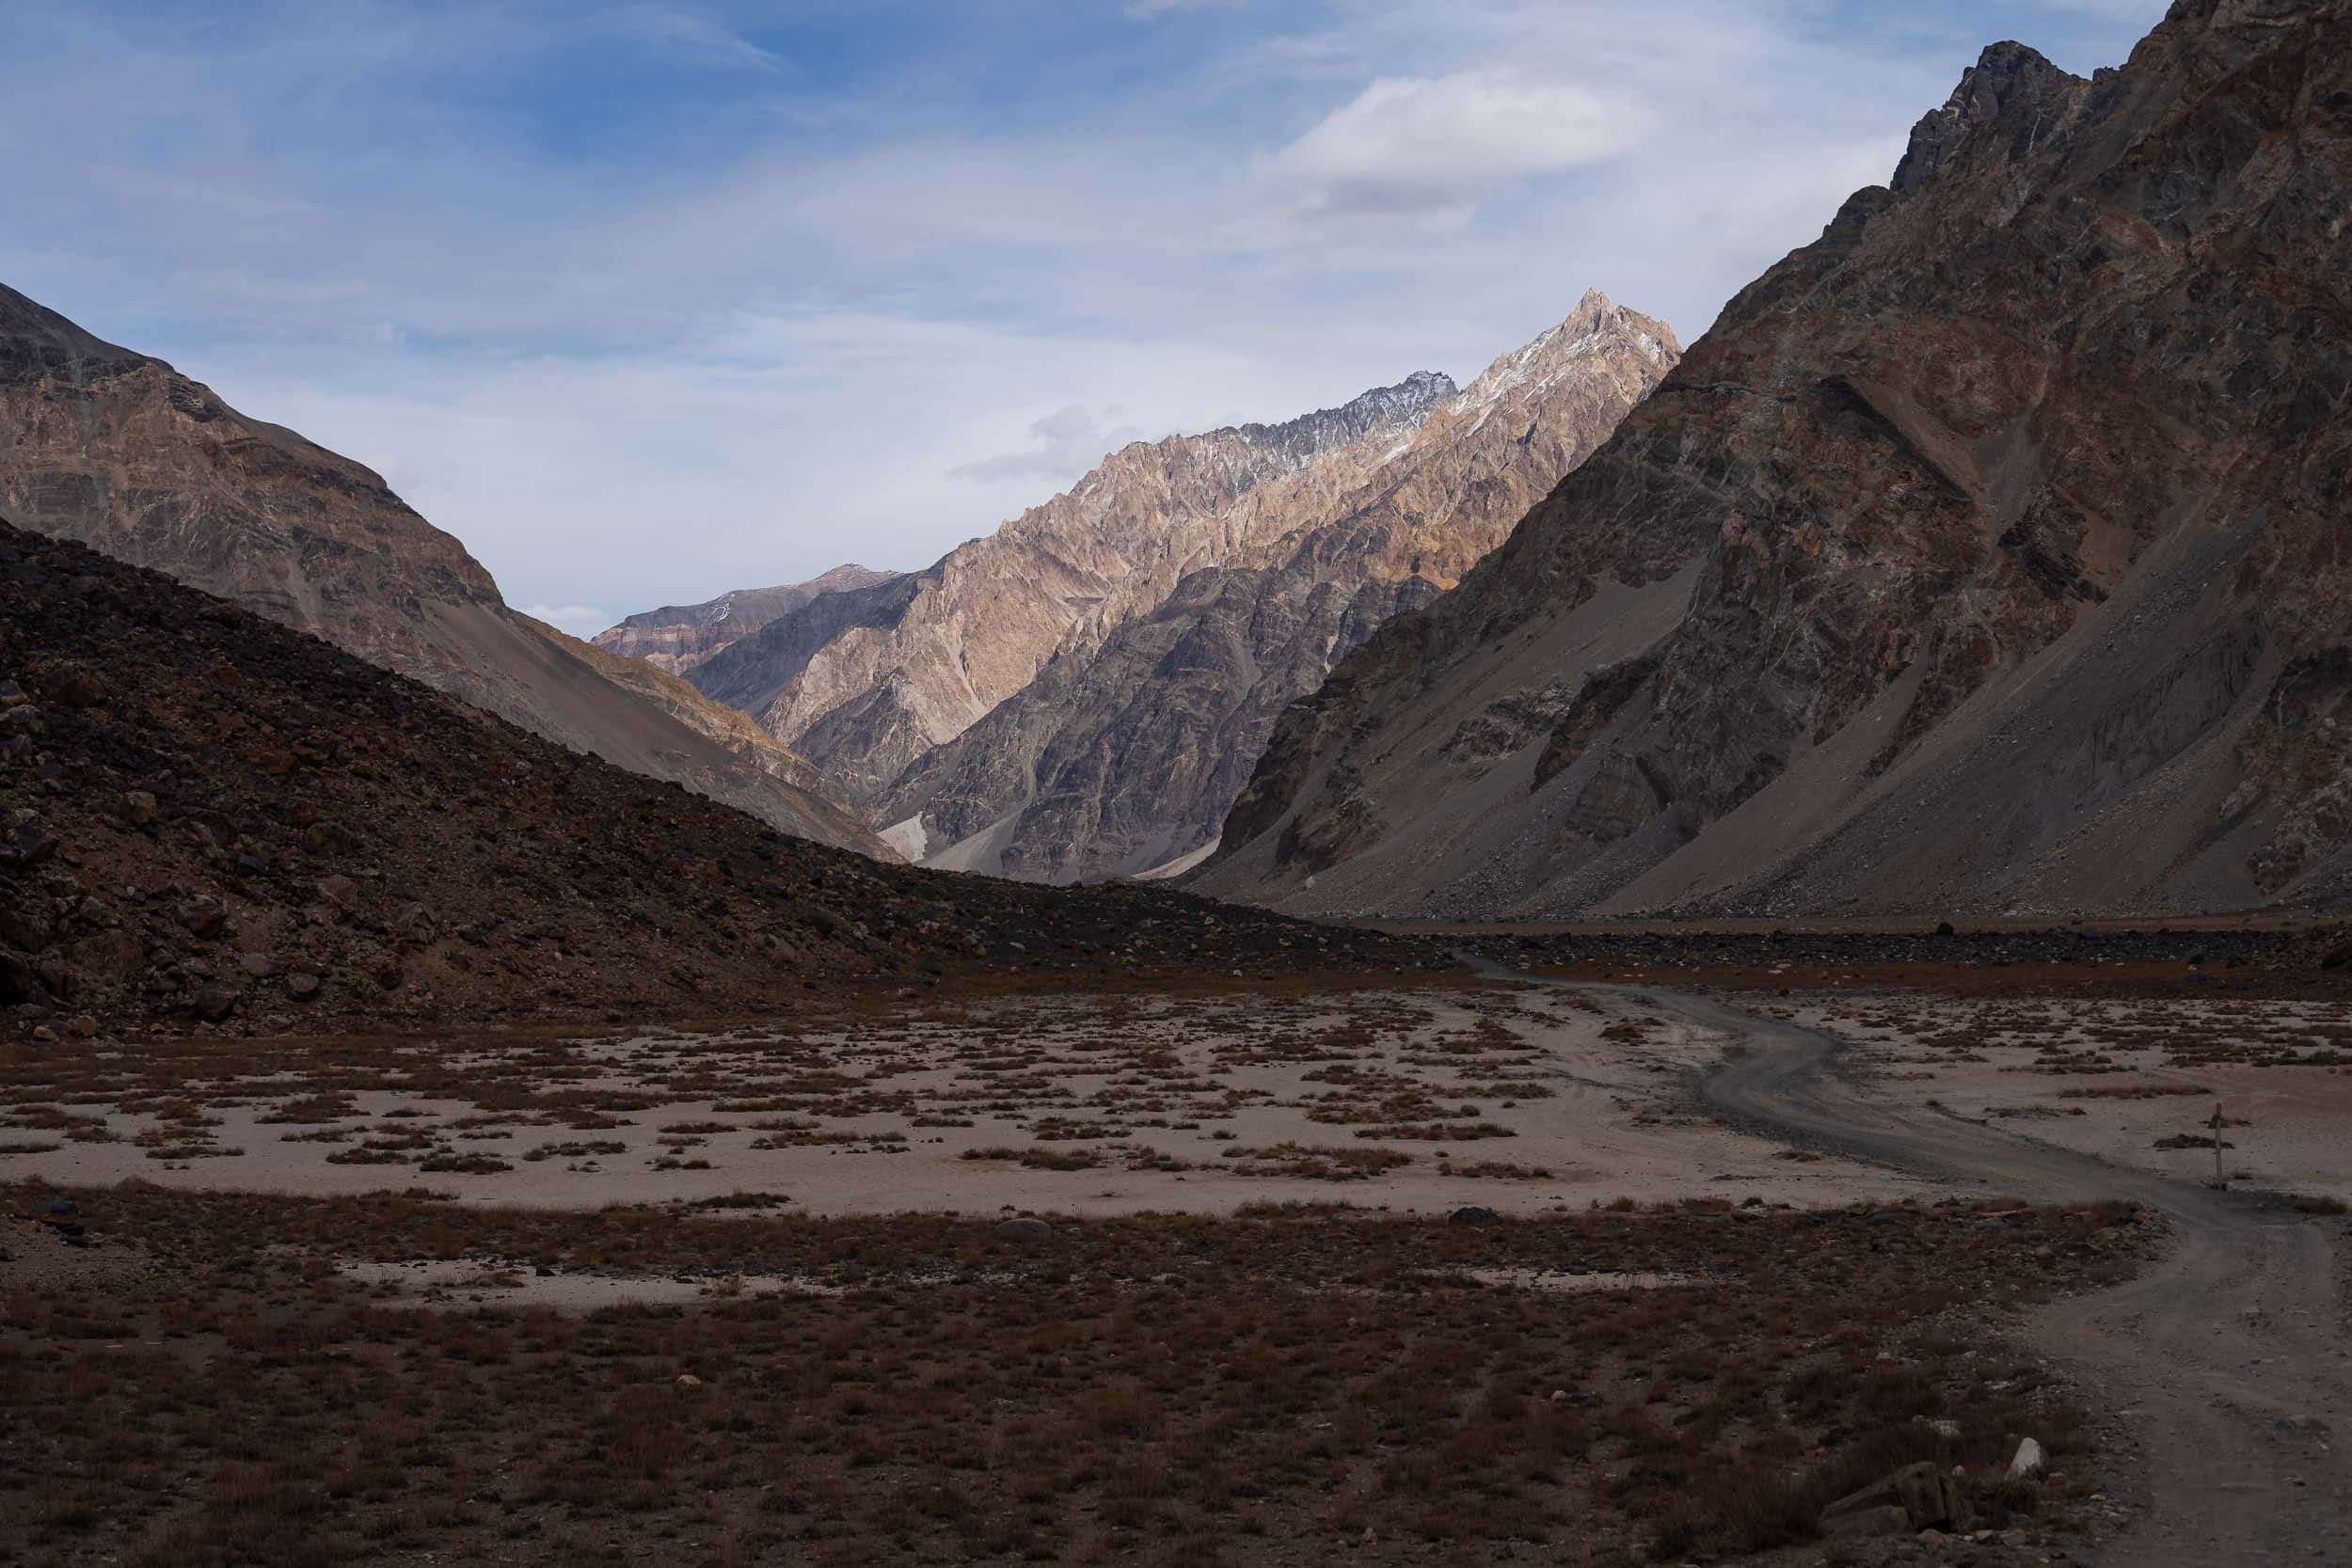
[948,405,1147,483]
[599,6,784,72]
[1264,68,1656,220]
[0,0,2173,622]
[517,602,613,636]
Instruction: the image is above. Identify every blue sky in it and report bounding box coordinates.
[0,0,2167,633]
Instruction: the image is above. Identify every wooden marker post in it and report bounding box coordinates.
[2211,1101,2226,1188]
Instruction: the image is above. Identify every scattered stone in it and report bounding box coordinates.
[39,663,106,709]
[173,897,228,939]
[0,904,52,952]
[2006,1437,2047,1481]
[992,1218,1054,1240]
[1449,1206,1502,1224]
[6,821,56,865]
[0,951,47,1006]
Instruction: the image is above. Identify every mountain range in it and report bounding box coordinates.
[866,293,1680,881]
[1196,0,2352,921]
[6,0,2345,930]
[650,291,1677,882]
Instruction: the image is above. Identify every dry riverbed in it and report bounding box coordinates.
[0,986,1926,1216]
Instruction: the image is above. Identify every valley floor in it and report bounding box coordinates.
[4,952,2345,1566]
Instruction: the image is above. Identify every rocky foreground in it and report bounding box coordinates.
[0,522,1439,1040]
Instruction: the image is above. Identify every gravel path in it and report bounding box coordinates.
[1595,980,2350,1566]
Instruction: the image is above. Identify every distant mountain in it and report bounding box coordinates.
[687,371,1465,800]
[1197,2,2352,920]
[871,292,1680,881]
[594,565,900,674]
[0,282,889,857]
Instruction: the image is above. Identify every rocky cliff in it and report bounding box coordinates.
[0,283,888,856]
[687,372,1463,798]
[593,565,900,674]
[869,293,1680,881]
[1198,0,2352,921]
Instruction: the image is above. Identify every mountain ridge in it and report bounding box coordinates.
[0,282,892,857]
[867,289,1680,882]
[685,368,1465,799]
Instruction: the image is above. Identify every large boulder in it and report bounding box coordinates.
[1823,1461,1977,1535]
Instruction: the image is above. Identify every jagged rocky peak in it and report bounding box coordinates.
[1448,289,1677,417]
[1891,40,2088,194]
[1235,369,1458,465]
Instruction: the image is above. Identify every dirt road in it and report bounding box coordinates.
[1606,982,2348,1566]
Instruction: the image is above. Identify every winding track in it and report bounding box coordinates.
[1573,979,2349,1565]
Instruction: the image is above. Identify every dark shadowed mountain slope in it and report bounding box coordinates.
[0,283,887,856]
[1198,1,2352,921]
[0,522,1438,1037]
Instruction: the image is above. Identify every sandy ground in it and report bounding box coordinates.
[1766,993,2352,1200]
[0,985,1926,1215]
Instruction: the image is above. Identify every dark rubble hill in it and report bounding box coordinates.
[0,522,1440,1038]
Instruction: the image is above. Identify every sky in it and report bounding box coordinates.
[0,0,2168,635]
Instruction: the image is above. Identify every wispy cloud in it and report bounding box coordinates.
[599,5,786,72]
[1265,68,1654,222]
[948,404,1147,483]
